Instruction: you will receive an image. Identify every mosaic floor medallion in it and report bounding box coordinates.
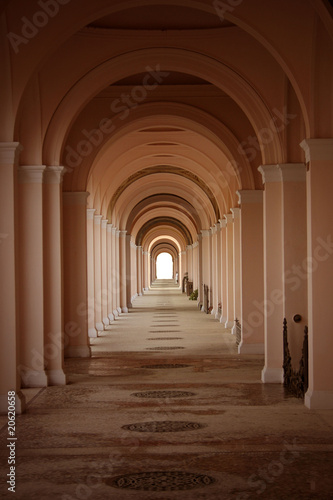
[131,390,195,398]
[140,364,190,369]
[146,346,184,350]
[106,471,215,491]
[122,421,207,433]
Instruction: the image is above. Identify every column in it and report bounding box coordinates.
[224,214,234,328]
[192,241,199,293]
[43,166,66,385]
[143,251,149,291]
[119,230,128,313]
[101,219,109,327]
[180,251,186,286]
[18,165,48,387]
[137,246,143,296]
[0,143,26,413]
[231,208,241,335]
[211,225,218,316]
[130,240,137,304]
[301,139,333,409]
[93,214,104,331]
[115,229,121,313]
[111,226,119,317]
[87,209,97,337]
[187,245,193,282]
[107,224,114,322]
[198,233,203,305]
[237,190,264,354]
[281,165,307,366]
[215,222,222,320]
[201,229,210,311]
[62,192,91,358]
[220,219,228,325]
[258,165,283,383]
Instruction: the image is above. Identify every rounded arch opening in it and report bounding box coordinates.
[156,252,174,280]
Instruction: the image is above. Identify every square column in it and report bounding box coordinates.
[93,214,104,332]
[111,227,119,317]
[224,214,234,328]
[301,139,333,409]
[130,240,137,304]
[220,219,228,325]
[143,251,149,291]
[0,143,26,413]
[86,209,97,337]
[200,230,210,311]
[280,164,307,366]
[231,208,241,335]
[137,246,143,296]
[63,193,91,358]
[211,225,218,316]
[186,245,193,282]
[258,165,284,383]
[107,224,114,322]
[120,230,128,313]
[215,223,222,320]
[101,219,109,327]
[192,241,199,292]
[237,190,264,354]
[43,166,66,385]
[18,165,48,388]
[115,230,121,313]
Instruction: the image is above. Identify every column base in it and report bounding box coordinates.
[21,370,48,388]
[215,311,221,320]
[108,313,115,322]
[305,389,333,409]
[0,391,26,415]
[46,369,67,386]
[113,309,119,318]
[117,307,122,314]
[122,306,129,313]
[220,316,227,325]
[225,320,234,329]
[96,322,104,331]
[103,317,110,327]
[64,346,91,358]
[211,309,217,316]
[231,324,236,335]
[261,366,284,383]
[88,328,98,338]
[139,292,143,296]
[238,342,264,354]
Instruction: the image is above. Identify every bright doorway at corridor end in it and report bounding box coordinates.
[156,253,173,279]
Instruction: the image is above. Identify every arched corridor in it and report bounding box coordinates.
[1,0,333,497]
[1,286,333,498]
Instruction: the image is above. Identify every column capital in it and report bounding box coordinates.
[300,138,333,162]
[101,219,108,228]
[18,165,46,184]
[186,244,193,250]
[107,223,113,232]
[224,213,233,224]
[119,230,127,237]
[115,230,120,236]
[111,226,117,234]
[87,208,96,220]
[44,166,65,184]
[237,190,263,205]
[130,241,137,249]
[0,142,22,165]
[258,164,281,183]
[210,225,217,234]
[93,214,103,225]
[219,219,227,228]
[143,251,149,255]
[192,241,199,248]
[63,192,89,206]
[231,207,241,219]
[279,163,306,182]
[201,229,210,237]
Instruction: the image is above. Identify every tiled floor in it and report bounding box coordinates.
[1,285,333,499]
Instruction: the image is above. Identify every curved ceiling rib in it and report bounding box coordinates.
[136,217,193,247]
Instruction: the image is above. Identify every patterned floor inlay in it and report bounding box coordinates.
[140,364,191,369]
[146,346,184,350]
[147,337,183,340]
[106,471,216,491]
[121,421,207,432]
[149,330,181,333]
[131,390,196,398]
